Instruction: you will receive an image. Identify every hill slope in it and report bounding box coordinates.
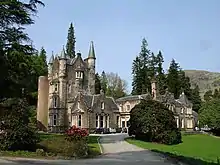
[184,70,220,98]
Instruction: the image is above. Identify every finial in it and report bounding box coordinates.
[76,50,81,56]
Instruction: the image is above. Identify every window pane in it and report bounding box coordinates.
[122,121,125,127]
[55,84,58,91]
[78,115,81,127]
[100,116,103,127]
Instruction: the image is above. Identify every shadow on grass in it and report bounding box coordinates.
[151,149,220,165]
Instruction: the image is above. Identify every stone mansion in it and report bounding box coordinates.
[37,41,198,133]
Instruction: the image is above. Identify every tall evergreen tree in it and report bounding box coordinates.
[0,0,44,100]
[179,70,192,99]
[131,56,143,95]
[155,51,166,94]
[167,59,181,99]
[66,23,76,58]
[191,85,202,113]
[132,38,151,95]
[95,73,101,94]
[100,71,108,93]
[38,47,48,76]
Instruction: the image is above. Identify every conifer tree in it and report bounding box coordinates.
[167,59,181,99]
[155,51,166,94]
[38,47,48,76]
[131,56,143,95]
[179,70,192,99]
[66,23,76,58]
[190,85,202,113]
[95,73,101,94]
[132,38,151,95]
[100,71,108,93]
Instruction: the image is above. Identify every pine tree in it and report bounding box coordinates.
[38,47,48,76]
[167,59,181,99]
[179,70,192,99]
[131,56,143,95]
[155,51,166,94]
[132,38,151,95]
[191,85,202,113]
[100,71,108,93]
[66,23,76,58]
[95,73,101,94]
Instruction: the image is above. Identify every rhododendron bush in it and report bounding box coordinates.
[65,125,89,142]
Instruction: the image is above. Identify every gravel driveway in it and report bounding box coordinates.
[0,133,182,165]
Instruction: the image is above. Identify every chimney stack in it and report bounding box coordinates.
[151,78,157,100]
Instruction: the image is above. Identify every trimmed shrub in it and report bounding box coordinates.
[129,100,182,145]
[0,98,39,151]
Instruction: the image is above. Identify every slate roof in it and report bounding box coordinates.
[156,91,192,108]
[116,93,151,102]
[176,92,192,107]
[71,93,119,111]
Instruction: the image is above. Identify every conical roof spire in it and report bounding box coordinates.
[49,51,54,64]
[88,41,96,59]
[60,45,67,59]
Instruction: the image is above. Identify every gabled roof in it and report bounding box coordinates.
[69,93,119,112]
[176,92,192,107]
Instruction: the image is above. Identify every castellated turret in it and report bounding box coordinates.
[37,41,97,132]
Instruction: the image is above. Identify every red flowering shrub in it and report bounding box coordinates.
[65,125,89,142]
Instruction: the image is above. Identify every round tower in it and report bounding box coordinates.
[87,41,96,95]
[59,46,67,77]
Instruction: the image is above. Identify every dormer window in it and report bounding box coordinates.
[101,102,104,109]
[76,71,83,78]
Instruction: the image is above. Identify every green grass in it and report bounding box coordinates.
[87,136,101,157]
[0,133,101,159]
[126,134,220,164]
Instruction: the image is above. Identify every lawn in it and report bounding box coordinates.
[0,133,101,159]
[126,134,220,164]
